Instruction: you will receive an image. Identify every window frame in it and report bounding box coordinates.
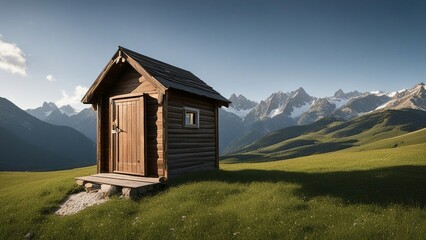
[183,106,200,128]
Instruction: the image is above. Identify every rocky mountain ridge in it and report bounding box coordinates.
[26,103,96,142]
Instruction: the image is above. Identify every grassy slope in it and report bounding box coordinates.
[1,137,426,239]
[224,109,426,162]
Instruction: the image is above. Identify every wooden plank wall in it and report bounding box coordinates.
[99,66,164,177]
[167,90,217,178]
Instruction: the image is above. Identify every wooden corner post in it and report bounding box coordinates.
[215,104,219,169]
[96,97,102,174]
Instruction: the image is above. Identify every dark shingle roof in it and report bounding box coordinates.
[119,46,230,105]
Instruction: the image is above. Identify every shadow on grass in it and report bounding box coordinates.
[172,165,426,208]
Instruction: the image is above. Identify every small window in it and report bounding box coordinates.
[183,107,199,128]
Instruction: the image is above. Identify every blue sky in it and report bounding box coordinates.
[0,0,425,110]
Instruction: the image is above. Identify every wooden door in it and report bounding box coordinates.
[111,96,145,175]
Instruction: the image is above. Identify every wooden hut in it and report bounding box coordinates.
[81,46,230,182]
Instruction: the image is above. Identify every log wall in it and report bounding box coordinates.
[166,90,217,178]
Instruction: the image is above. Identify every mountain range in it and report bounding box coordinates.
[224,108,426,162]
[221,83,426,154]
[0,97,95,171]
[26,103,96,142]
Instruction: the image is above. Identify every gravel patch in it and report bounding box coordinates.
[56,191,108,215]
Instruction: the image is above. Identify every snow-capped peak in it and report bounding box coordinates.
[59,104,78,116]
[370,91,386,96]
[290,101,313,118]
[375,83,426,111]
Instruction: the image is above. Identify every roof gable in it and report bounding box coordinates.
[82,47,230,107]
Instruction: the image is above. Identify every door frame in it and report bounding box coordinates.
[109,93,146,176]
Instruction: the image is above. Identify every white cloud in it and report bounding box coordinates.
[0,38,27,76]
[46,74,55,82]
[56,85,88,110]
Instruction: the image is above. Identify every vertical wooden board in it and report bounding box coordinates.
[122,102,125,172]
[128,102,131,173]
[123,103,128,172]
[163,93,168,179]
[128,102,132,172]
[106,97,112,173]
[141,96,146,175]
[127,102,131,173]
[215,105,219,169]
[113,102,117,172]
[136,99,140,174]
[132,100,137,173]
[126,102,130,172]
[114,102,117,172]
[114,101,119,172]
[96,98,102,174]
[117,102,121,172]
[114,104,118,172]
[124,102,127,172]
[111,102,114,172]
[120,103,124,172]
[137,99,140,174]
[108,99,112,173]
[131,101,134,173]
[117,102,120,172]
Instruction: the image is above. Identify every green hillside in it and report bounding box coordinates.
[224,109,426,162]
[1,138,426,239]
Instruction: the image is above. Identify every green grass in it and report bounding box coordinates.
[1,138,426,239]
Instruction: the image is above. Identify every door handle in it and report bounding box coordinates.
[112,124,122,134]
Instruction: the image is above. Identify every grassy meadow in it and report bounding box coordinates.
[1,130,426,239]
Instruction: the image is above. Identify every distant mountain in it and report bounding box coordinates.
[333,94,391,120]
[376,83,426,111]
[219,109,244,153]
[229,94,257,111]
[220,83,426,155]
[298,98,336,125]
[225,109,426,162]
[28,104,97,142]
[69,108,97,142]
[26,102,58,121]
[299,90,381,124]
[59,104,78,116]
[244,91,289,122]
[333,89,362,99]
[244,87,314,122]
[223,94,257,119]
[221,87,314,154]
[0,97,95,171]
[45,109,73,126]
